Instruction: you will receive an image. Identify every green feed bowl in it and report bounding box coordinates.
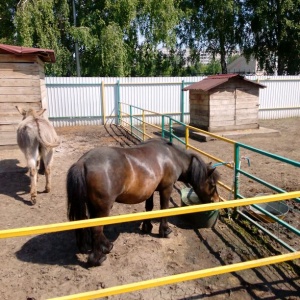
[180,188,219,228]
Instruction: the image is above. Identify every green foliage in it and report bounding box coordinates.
[0,0,299,76]
[138,0,179,47]
[202,60,222,75]
[243,0,300,75]
[0,1,19,44]
[14,0,72,76]
[178,0,243,74]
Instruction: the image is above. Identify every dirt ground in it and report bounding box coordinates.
[0,118,299,300]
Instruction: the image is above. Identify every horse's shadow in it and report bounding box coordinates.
[15,191,190,268]
[15,220,145,268]
[0,159,32,205]
[15,231,79,266]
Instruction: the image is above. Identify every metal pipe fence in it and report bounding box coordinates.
[1,193,299,300]
[118,103,300,249]
[1,96,299,299]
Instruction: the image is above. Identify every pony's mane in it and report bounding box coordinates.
[188,154,220,186]
[144,139,220,184]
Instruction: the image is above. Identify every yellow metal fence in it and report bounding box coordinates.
[1,193,300,299]
[1,104,299,299]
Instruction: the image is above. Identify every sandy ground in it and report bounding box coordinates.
[0,118,299,300]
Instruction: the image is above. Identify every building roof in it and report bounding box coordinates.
[183,74,266,91]
[0,44,56,63]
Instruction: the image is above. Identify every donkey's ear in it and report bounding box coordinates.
[207,167,216,177]
[15,106,26,116]
[36,108,46,117]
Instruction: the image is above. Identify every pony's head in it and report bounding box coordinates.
[189,156,220,204]
[16,106,46,120]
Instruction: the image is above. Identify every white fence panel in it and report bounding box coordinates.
[46,76,300,127]
[247,76,300,120]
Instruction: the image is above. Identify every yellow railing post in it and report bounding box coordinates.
[185,126,189,149]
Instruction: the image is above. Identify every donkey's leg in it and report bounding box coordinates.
[26,149,39,204]
[41,148,54,193]
[87,202,114,267]
[159,186,173,238]
[142,194,154,234]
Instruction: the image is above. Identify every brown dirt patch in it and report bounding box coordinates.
[0,118,299,300]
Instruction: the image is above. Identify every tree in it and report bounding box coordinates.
[243,0,300,75]
[0,1,19,44]
[14,0,73,76]
[178,0,243,74]
[76,0,180,76]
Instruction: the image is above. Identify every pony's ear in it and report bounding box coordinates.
[207,167,216,177]
[16,106,26,116]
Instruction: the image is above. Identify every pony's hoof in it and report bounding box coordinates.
[78,244,91,254]
[87,253,107,267]
[159,227,172,238]
[102,241,114,254]
[45,187,51,193]
[141,221,153,234]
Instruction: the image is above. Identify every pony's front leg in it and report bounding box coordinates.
[159,187,173,238]
[88,225,114,267]
[142,195,154,234]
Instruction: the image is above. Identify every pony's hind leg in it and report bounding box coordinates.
[158,187,173,238]
[87,201,114,267]
[142,195,154,234]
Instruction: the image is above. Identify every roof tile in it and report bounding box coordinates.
[183,74,265,91]
[0,44,56,63]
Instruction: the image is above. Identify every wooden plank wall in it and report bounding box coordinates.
[0,54,44,148]
[189,90,210,130]
[209,79,259,131]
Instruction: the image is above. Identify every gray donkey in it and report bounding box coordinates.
[16,106,60,204]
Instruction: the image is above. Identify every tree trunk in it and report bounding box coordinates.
[219,31,227,74]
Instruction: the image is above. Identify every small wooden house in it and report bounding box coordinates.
[183,74,266,132]
[0,44,55,148]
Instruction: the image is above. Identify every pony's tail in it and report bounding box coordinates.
[67,163,91,252]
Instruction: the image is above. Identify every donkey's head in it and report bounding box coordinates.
[16,106,46,120]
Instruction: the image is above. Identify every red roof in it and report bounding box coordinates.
[183,74,265,91]
[0,44,56,63]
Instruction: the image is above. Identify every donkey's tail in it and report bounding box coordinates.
[36,118,61,148]
[67,162,91,252]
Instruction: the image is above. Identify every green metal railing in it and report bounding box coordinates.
[118,103,300,252]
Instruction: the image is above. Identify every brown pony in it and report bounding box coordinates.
[67,138,220,266]
[16,106,60,204]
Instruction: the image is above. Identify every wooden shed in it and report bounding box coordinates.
[0,44,56,149]
[184,74,266,132]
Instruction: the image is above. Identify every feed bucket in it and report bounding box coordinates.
[180,188,219,228]
[249,193,289,223]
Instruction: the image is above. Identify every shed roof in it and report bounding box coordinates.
[0,44,56,63]
[183,74,265,91]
